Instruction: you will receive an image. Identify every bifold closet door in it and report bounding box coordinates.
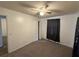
[47,19,60,42]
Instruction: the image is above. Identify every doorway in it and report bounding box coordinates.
[47,19,60,42]
[0,16,8,56]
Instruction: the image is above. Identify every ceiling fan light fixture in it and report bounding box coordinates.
[39,11,45,16]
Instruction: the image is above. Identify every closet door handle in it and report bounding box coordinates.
[75,37,78,43]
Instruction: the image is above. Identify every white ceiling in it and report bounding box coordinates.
[0,1,79,18]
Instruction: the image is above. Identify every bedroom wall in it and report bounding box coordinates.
[39,12,79,48]
[0,7,38,53]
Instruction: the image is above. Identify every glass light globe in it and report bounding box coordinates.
[39,11,44,16]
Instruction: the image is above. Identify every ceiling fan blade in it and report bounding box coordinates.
[43,1,55,9]
[19,3,41,12]
[47,11,52,14]
[49,9,62,13]
[43,1,50,9]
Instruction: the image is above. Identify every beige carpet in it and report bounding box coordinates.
[0,47,8,56]
[1,40,72,57]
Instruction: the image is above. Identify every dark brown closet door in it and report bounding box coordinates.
[47,19,60,42]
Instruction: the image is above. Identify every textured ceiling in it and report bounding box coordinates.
[0,1,79,18]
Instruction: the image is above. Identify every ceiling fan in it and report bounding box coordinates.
[19,1,62,16]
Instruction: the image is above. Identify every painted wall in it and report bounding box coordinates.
[40,13,79,48]
[0,7,38,53]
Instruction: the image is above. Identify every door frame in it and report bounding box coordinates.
[38,21,40,40]
[0,15,8,52]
